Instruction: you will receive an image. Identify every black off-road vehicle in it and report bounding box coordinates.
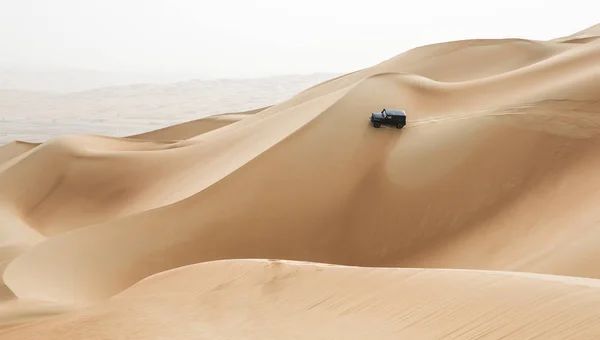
[370,108,406,129]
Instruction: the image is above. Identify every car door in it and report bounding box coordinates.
[386,114,393,124]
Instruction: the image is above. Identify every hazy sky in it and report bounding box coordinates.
[1,0,598,79]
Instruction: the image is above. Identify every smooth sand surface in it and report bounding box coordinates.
[4,259,600,339]
[1,24,600,338]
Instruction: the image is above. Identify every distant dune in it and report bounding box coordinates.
[0,73,339,144]
[1,24,600,339]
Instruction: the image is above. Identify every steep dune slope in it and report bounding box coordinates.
[4,39,600,303]
[3,260,600,339]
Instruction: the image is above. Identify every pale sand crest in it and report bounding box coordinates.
[1,24,600,338]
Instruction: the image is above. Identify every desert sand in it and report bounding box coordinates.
[1,24,600,339]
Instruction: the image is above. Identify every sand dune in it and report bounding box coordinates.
[0,141,39,166]
[552,23,600,43]
[126,106,269,141]
[1,24,600,338]
[3,260,600,339]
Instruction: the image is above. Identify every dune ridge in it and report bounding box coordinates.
[1,23,600,338]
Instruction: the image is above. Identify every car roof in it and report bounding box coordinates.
[382,109,406,116]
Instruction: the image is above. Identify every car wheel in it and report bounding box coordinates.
[396,124,403,129]
[373,122,381,128]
